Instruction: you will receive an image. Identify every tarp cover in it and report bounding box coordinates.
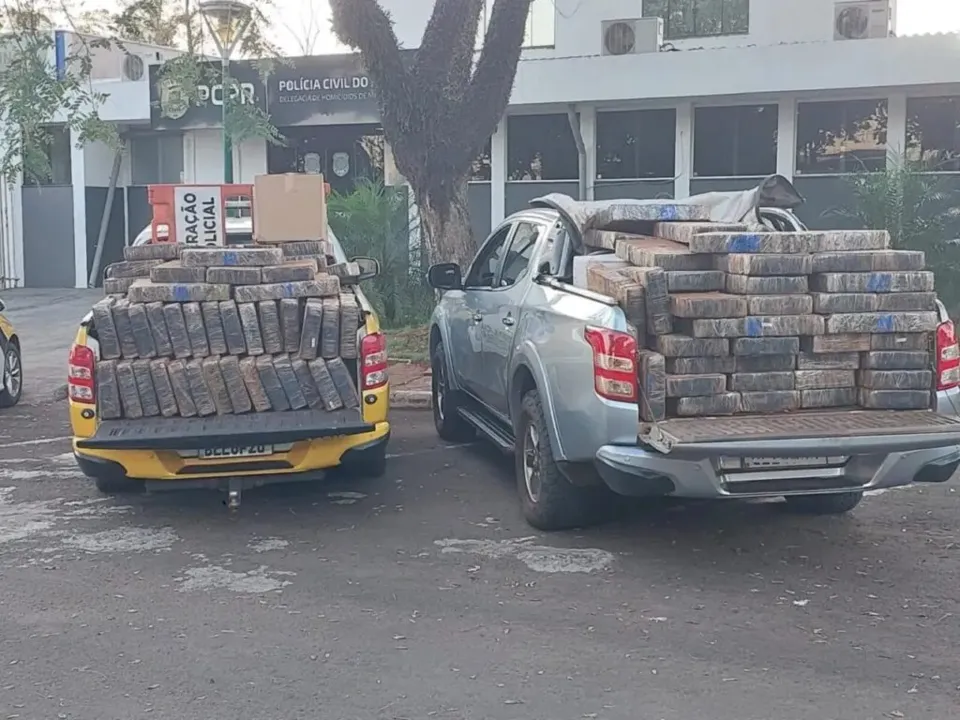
[531,174,804,236]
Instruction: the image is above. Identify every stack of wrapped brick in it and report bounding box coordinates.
[91,243,365,420]
[585,221,938,419]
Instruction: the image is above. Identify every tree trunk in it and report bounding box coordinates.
[419,178,476,269]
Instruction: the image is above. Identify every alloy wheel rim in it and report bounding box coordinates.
[523,423,541,503]
[5,349,20,397]
[434,363,446,421]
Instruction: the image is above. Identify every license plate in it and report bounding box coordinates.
[199,445,273,459]
[742,456,840,469]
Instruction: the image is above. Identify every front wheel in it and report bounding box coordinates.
[783,492,863,515]
[0,341,22,408]
[431,341,474,442]
[515,389,608,531]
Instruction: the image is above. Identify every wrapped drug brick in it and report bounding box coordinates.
[273,354,308,409]
[810,250,924,273]
[859,388,931,410]
[320,296,341,359]
[309,358,344,411]
[810,271,934,294]
[794,370,855,390]
[338,292,361,359]
[666,356,736,375]
[115,361,143,419]
[123,243,180,261]
[180,247,283,267]
[612,235,714,271]
[870,333,929,351]
[740,391,800,413]
[258,300,284,354]
[238,302,265,355]
[858,369,933,391]
[326,357,361,408]
[202,356,234,414]
[736,354,796,372]
[233,276,340,302]
[127,279,231,304]
[860,351,929,370]
[145,303,173,357]
[665,374,726,397]
[96,360,122,419]
[796,353,860,370]
[185,359,216,416]
[653,222,749,244]
[638,350,666,422]
[670,293,746,319]
[655,335,729,358]
[801,334,871,354]
[747,295,813,316]
[128,303,157,358]
[182,302,210,357]
[150,261,206,284]
[132,359,161,417]
[219,355,253,414]
[218,301,247,355]
[665,270,725,292]
[801,388,858,409]
[105,259,164,279]
[620,266,671,335]
[726,275,809,295]
[670,393,740,417]
[729,372,795,392]
[167,360,197,417]
[261,259,318,283]
[681,315,824,339]
[716,253,813,276]
[92,297,121,360]
[112,299,139,358]
[733,337,800,356]
[240,357,272,412]
[298,299,324,360]
[103,277,137,295]
[684,231,822,254]
[200,301,228,356]
[812,293,879,314]
[824,312,938,335]
[207,266,262,285]
[149,359,179,418]
[292,358,323,409]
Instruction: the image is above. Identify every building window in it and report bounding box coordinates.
[796,99,887,175]
[693,104,777,177]
[471,139,492,181]
[130,133,184,185]
[26,124,71,185]
[906,96,960,172]
[507,114,579,181]
[642,0,749,40]
[597,109,676,180]
[478,0,555,49]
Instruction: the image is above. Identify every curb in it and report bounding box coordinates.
[390,390,432,409]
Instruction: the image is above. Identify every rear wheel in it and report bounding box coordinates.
[431,341,474,442]
[0,341,22,408]
[516,389,607,531]
[783,491,863,515]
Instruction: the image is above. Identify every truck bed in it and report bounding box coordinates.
[639,409,960,456]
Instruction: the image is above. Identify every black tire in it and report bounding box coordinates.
[515,389,607,531]
[345,443,388,479]
[431,341,475,442]
[94,475,144,495]
[0,340,22,408]
[783,491,863,515]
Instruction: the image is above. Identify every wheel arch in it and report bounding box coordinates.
[429,320,461,391]
[509,351,565,461]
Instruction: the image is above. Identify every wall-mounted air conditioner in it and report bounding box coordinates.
[834,0,890,40]
[121,53,145,81]
[601,17,663,56]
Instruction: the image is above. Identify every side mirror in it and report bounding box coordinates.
[350,256,380,281]
[428,263,462,290]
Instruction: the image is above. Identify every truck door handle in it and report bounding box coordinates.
[501,316,515,327]
[473,313,483,323]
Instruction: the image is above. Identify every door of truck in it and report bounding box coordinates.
[451,223,515,398]
[475,220,547,412]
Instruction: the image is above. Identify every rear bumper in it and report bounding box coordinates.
[74,420,390,482]
[595,441,960,499]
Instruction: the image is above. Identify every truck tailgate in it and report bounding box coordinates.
[639,410,960,457]
[76,409,373,450]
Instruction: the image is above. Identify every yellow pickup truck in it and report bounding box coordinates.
[67,231,390,508]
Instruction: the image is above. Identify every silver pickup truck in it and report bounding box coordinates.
[426,187,960,531]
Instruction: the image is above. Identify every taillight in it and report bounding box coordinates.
[360,332,388,390]
[68,344,96,404]
[936,320,960,391]
[584,326,637,403]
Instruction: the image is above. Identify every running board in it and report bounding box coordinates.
[458,407,514,453]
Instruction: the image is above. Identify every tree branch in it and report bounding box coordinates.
[455,0,532,156]
[412,0,481,100]
[329,0,418,175]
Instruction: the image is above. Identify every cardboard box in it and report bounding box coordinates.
[253,173,328,243]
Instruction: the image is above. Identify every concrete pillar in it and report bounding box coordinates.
[70,127,87,288]
[579,105,597,201]
[490,116,507,227]
[886,92,908,163]
[674,101,693,199]
[777,97,797,180]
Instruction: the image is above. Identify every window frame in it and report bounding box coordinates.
[506,113,581,182]
[642,0,749,41]
[692,103,778,178]
[905,96,960,173]
[794,98,888,176]
[595,108,678,181]
[464,223,516,289]
[477,0,555,49]
[495,220,543,288]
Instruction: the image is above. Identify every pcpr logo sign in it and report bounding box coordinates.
[174,186,225,246]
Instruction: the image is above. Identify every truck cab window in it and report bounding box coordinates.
[464,225,513,288]
[498,222,542,287]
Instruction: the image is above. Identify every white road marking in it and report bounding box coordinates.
[176,564,294,594]
[435,537,615,574]
[0,436,71,449]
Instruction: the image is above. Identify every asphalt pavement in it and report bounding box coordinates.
[1,402,960,719]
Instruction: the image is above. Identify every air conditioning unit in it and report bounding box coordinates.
[121,53,145,81]
[834,0,890,40]
[601,17,663,56]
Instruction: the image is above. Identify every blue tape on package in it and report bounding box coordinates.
[726,234,762,253]
[658,205,680,221]
[173,285,190,302]
[745,317,763,337]
[875,314,894,332]
[223,251,239,266]
[866,273,893,292]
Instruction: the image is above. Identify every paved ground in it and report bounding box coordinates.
[2,403,960,719]
[1,288,101,404]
